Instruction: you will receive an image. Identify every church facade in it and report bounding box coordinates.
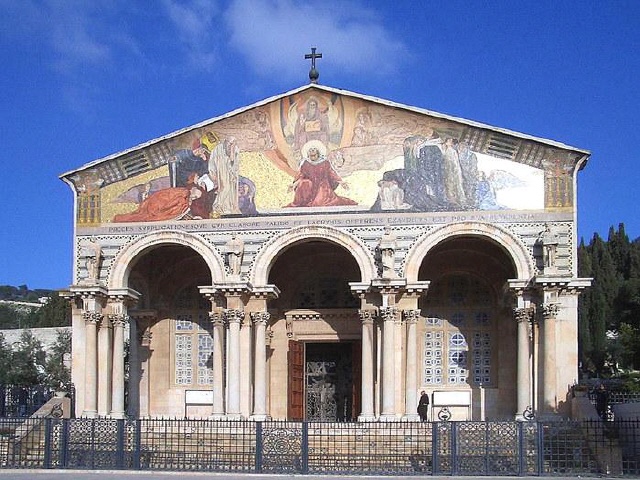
[61,83,591,421]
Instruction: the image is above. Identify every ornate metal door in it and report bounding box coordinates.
[305,343,353,421]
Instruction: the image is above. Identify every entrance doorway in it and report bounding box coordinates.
[288,341,361,421]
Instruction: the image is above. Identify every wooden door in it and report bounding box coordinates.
[287,340,304,420]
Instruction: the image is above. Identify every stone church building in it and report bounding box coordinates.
[61,80,591,422]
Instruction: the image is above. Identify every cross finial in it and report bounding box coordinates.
[305,47,322,84]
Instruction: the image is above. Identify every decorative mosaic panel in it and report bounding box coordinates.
[70,87,574,227]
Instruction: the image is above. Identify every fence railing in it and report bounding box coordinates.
[1,417,639,476]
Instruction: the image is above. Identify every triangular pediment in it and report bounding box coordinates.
[61,84,590,226]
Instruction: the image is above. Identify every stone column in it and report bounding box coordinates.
[239,314,253,417]
[250,311,270,420]
[82,310,101,418]
[139,329,153,418]
[403,309,420,421]
[109,313,127,419]
[210,311,226,419]
[541,302,559,413]
[127,317,139,418]
[379,306,397,420]
[514,307,534,419]
[97,315,112,417]
[225,308,244,419]
[358,309,376,421]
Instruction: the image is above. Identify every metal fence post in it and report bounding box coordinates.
[432,421,438,475]
[255,421,263,473]
[43,418,52,468]
[517,420,524,476]
[301,421,309,474]
[536,421,544,475]
[451,422,458,475]
[132,419,141,470]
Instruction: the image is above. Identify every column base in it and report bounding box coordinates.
[225,413,243,420]
[357,414,377,422]
[209,413,226,420]
[110,410,125,419]
[402,414,421,422]
[249,414,270,421]
[82,410,97,418]
[378,414,400,422]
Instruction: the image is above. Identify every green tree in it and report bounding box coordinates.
[32,294,71,328]
[0,333,12,384]
[44,329,71,390]
[6,330,46,385]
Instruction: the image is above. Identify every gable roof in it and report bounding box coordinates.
[60,83,590,180]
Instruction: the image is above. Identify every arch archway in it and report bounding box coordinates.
[250,225,376,286]
[404,222,534,282]
[108,230,225,290]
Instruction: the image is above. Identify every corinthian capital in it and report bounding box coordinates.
[358,309,375,325]
[251,311,271,326]
[513,307,534,324]
[108,313,129,328]
[83,310,103,324]
[542,303,560,319]
[403,309,421,324]
[209,311,225,327]
[224,309,245,324]
[379,306,398,322]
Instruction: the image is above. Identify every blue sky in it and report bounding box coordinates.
[0,0,638,290]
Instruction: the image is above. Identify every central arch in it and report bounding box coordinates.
[250,224,376,286]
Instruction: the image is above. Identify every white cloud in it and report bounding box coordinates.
[161,0,221,71]
[224,0,409,81]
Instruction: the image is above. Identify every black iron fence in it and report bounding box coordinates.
[0,417,639,476]
[0,384,75,418]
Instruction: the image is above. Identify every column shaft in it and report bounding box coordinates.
[404,310,420,421]
[358,310,375,421]
[380,307,396,420]
[83,313,99,417]
[111,315,126,419]
[251,312,269,420]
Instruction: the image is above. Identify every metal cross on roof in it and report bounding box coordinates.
[305,47,322,84]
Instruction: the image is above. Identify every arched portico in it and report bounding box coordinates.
[404,222,535,420]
